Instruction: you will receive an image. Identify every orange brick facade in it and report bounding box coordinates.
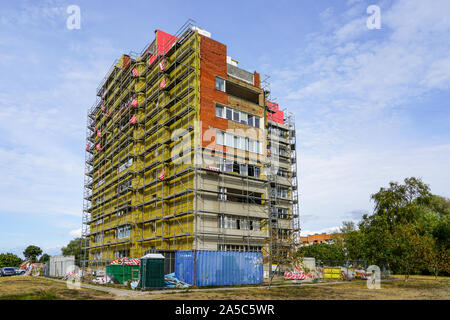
[199,35,228,151]
[300,233,339,246]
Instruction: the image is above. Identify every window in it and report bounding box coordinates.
[233,161,240,174]
[218,187,227,201]
[248,115,254,127]
[218,215,225,229]
[216,105,224,118]
[248,140,255,153]
[225,107,232,120]
[248,165,256,177]
[254,166,261,177]
[216,77,226,92]
[233,110,240,122]
[96,194,105,205]
[97,178,105,187]
[240,112,248,125]
[217,216,261,232]
[116,225,131,239]
[239,137,246,150]
[114,249,130,259]
[118,158,133,173]
[94,233,103,243]
[117,180,132,193]
[225,133,234,147]
[271,147,278,155]
[254,117,260,128]
[248,165,254,177]
[218,244,262,252]
[240,164,248,176]
[225,161,233,172]
[256,141,262,154]
[277,168,288,177]
[234,136,239,149]
[278,208,289,219]
[277,187,288,199]
[215,130,262,154]
[271,187,276,197]
[214,104,260,128]
[216,130,224,145]
[93,252,102,260]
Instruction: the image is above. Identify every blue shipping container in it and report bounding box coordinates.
[175,250,263,286]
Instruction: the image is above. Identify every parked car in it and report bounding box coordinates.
[1,267,16,276]
[14,267,26,275]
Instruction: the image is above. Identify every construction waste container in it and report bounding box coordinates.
[106,264,140,284]
[139,253,165,289]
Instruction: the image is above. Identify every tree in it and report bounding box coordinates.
[337,178,449,278]
[23,245,42,263]
[264,231,302,289]
[390,223,434,281]
[430,245,450,279]
[0,253,22,268]
[61,238,83,266]
[340,221,356,234]
[427,195,450,217]
[358,214,397,268]
[432,214,450,249]
[342,229,367,261]
[298,243,346,266]
[39,253,50,263]
[370,177,432,225]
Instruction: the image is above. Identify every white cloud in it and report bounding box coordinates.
[0,1,66,28]
[421,57,450,89]
[301,226,341,237]
[299,144,450,231]
[69,228,82,238]
[258,0,450,233]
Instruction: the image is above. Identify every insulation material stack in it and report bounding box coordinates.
[267,101,284,125]
[147,30,178,67]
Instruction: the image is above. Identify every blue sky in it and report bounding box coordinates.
[0,0,449,257]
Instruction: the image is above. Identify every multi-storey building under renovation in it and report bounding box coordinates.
[82,21,299,273]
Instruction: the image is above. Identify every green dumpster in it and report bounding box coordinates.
[140,253,165,289]
[106,264,140,284]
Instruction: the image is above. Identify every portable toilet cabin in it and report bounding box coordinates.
[139,253,165,290]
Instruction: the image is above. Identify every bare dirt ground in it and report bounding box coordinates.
[1,275,448,300]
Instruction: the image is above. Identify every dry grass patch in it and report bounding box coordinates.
[0,276,113,300]
[125,278,450,300]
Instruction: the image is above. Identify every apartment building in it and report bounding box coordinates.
[82,21,299,271]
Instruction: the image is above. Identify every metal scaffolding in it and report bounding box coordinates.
[82,20,200,272]
[81,20,299,277]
